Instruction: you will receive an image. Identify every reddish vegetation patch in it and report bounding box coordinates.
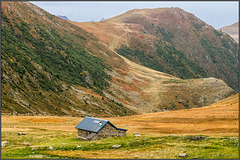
[115,68,128,76]
[115,81,135,92]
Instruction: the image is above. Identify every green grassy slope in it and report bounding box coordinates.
[1,133,238,159]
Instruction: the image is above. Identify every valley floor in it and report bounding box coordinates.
[1,94,239,159]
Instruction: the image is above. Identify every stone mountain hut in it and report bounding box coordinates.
[75,117,127,141]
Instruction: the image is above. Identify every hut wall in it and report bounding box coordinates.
[78,129,91,138]
[91,123,126,140]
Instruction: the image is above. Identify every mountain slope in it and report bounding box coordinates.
[1,1,135,116]
[76,8,238,91]
[1,2,236,116]
[109,54,235,113]
[219,22,239,43]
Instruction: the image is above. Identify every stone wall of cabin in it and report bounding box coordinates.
[91,123,126,141]
[77,129,91,140]
[77,123,127,141]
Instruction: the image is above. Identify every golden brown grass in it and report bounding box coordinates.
[1,94,238,159]
[2,94,238,137]
[109,93,239,137]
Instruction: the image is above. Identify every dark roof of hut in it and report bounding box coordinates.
[75,117,127,133]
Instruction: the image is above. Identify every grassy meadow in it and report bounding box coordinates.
[1,94,239,159]
[1,132,239,159]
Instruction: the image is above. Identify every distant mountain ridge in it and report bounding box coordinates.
[77,7,239,91]
[57,15,70,21]
[219,22,239,43]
